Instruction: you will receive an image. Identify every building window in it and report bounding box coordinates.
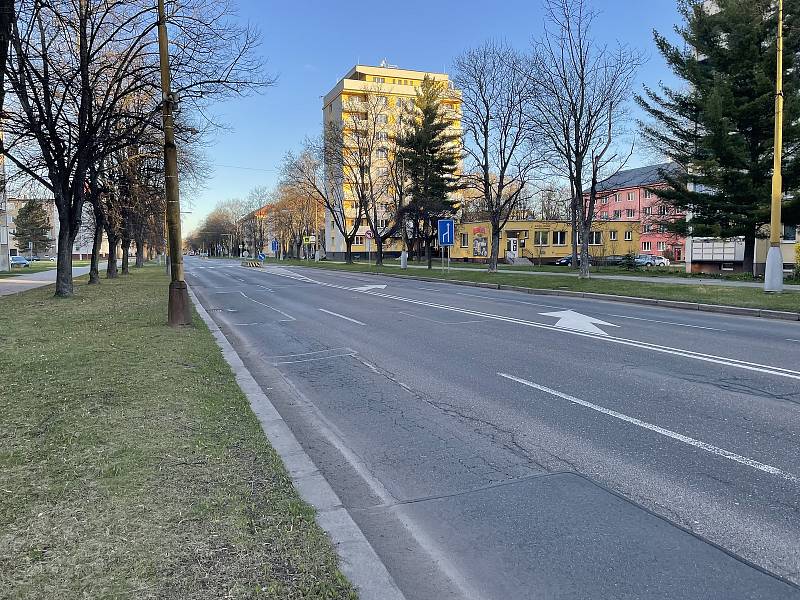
[354,236,365,246]
[373,77,385,83]
[783,224,798,241]
[657,241,667,251]
[626,209,635,218]
[376,114,388,124]
[533,230,548,245]
[643,206,652,215]
[377,167,388,176]
[613,210,622,220]
[601,211,608,219]
[589,231,602,245]
[378,218,389,229]
[642,241,651,251]
[659,225,668,233]
[643,224,652,233]
[460,232,469,248]
[376,148,388,159]
[624,230,632,241]
[552,231,567,245]
[627,191,636,202]
[609,230,618,241]
[376,131,388,141]
[601,196,609,204]
[644,189,654,199]
[376,95,387,105]
[658,205,668,215]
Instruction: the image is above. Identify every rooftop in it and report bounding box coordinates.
[596,162,681,192]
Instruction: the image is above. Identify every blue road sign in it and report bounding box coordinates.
[271,239,279,254]
[437,219,455,247]
[257,252,266,261]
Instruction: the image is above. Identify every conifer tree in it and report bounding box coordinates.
[13,199,52,256]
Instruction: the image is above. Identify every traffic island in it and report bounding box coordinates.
[0,266,356,599]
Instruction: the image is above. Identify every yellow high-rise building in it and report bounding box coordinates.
[322,64,461,259]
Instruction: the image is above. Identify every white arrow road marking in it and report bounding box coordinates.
[352,284,388,292]
[498,373,799,483]
[257,268,800,381]
[539,309,620,335]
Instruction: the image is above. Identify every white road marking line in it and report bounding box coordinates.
[267,268,800,381]
[498,373,799,483]
[605,313,726,331]
[318,308,366,326]
[398,310,486,325]
[787,339,800,343]
[233,322,264,326]
[275,352,357,365]
[239,291,296,321]
[456,291,561,309]
[269,347,354,359]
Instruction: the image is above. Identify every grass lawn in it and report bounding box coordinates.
[0,266,356,599]
[0,260,92,279]
[270,258,800,312]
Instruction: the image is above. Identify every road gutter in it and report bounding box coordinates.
[187,285,406,600]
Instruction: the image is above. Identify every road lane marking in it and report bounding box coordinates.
[239,291,296,321]
[539,309,619,335]
[275,352,357,365]
[787,339,800,343]
[398,310,486,325]
[498,373,799,483]
[269,347,353,359]
[263,267,800,381]
[318,308,366,326]
[605,314,726,331]
[456,291,560,309]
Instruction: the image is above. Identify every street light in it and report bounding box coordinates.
[765,0,785,293]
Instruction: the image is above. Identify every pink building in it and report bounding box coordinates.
[593,163,685,261]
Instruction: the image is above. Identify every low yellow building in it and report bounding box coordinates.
[451,220,641,263]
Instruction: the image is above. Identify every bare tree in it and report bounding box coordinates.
[529,0,640,277]
[453,41,542,272]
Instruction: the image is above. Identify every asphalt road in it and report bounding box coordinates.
[186,257,800,600]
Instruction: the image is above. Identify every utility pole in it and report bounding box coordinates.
[157,0,191,324]
[765,0,785,292]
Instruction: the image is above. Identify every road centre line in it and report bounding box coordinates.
[319,308,366,326]
[498,372,799,483]
[263,267,800,381]
[238,291,296,321]
[604,313,727,331]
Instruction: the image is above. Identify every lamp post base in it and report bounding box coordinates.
[764,245,784,293]
[168,280,192,326]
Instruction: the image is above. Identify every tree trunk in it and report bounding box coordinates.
[54,218,75,297]
[121,238,130,275]
[425,237,432,269]
[89,216,103,285]
[375,237,383,266]
[488,223,501,273]
[345,239,353,263]
[570,193,579,270]
[743,232,756,275]
[579,225,591,279]
[106,235,119,278]
[135,237,144,267]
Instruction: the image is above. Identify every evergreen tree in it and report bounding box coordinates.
[13,199,52,256]
[638,0,800,273]
[398,75,461,268]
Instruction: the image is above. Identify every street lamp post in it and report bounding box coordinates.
[765,0,785,292]
[157,0,191,324]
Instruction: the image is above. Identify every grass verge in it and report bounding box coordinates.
[269,258,800,312]
[0,260,92,279]
[0,266,356,599]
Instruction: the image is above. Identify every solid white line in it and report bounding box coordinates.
[398,310,486,325]
[275,352,357,365]
[269,347,353,359]
[239,291,296,321]
[267,268,800,381]
[604,313,726,331]
[456,291,560,309]
[318,308,366,326]
[498,372,798,483]
[787,339,800,343]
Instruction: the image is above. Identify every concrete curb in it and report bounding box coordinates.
[326,269,800,322]
[187,285,406,600]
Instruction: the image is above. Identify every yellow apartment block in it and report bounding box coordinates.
[322,64,462,259]
[452,220,641,263]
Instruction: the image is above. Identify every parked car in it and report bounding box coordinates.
[555,255,592,267]
[10,256,30,268]
[29,255,42,261]
[602,254,626,266]
[635,254,670,267]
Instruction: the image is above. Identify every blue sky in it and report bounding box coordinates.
[184,0,684,232]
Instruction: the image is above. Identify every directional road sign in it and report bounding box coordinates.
[437,219,455,247]
[257,252,265,261]
[365,230,374,240]
[271,239,279,254]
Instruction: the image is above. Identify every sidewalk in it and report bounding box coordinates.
[0,265,92,297]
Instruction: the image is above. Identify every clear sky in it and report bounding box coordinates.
[183,0,684,233]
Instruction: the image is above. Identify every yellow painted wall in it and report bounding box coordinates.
[451,220,641,262]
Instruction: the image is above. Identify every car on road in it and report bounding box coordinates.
[635,254,670,267]
[10,256,30,268]
[602,254,626,266]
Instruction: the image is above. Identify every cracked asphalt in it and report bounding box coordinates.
[187,257,800,600]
